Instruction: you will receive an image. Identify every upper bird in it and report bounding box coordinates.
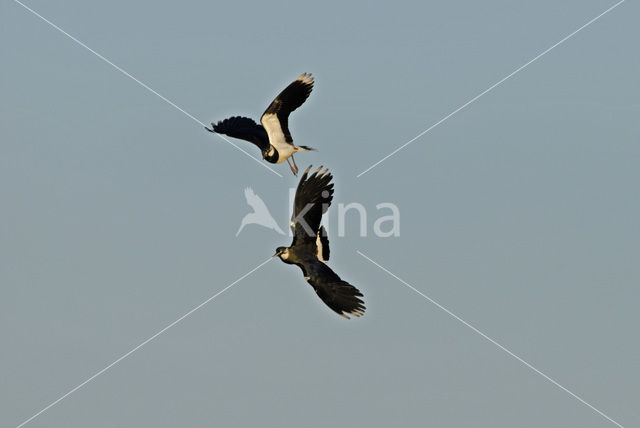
[205,73,315,176]
[273,166,366,318]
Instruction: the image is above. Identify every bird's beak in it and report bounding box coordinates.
[272,251,279,257]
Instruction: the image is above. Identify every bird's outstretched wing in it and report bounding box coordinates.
[244,187,268,212]
[301,259,365,319]
[261,73,314,144]
[206,116,270,151]
[290,165,333,246]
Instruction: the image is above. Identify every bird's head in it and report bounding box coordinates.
[273,246,289,260]
[263,146,278,163]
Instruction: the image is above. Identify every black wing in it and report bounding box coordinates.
[290,165,333,246]
[206,116,270,152]
[260,73,314,143]
[301,259,365,318]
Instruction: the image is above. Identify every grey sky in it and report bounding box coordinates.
[2,0,639,427]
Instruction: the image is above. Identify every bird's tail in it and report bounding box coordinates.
[316,225,330,262]
[295,145,315,152]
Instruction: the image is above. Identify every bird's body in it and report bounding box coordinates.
[274,166,366,318]
[206,73,315,175]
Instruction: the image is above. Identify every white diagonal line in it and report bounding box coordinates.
[357,0,625,178]
[15,257,273,428]
[13,0,283,178]
[356,250,625,428]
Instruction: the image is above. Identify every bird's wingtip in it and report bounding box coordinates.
[297,72,314,84]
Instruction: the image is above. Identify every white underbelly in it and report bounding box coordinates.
[262,113,295,163]
[274,143,295,162]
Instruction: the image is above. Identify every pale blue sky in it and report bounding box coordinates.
[2,0,639,427]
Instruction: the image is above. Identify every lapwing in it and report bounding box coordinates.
[273,166,366,318]
[206,73,315,176]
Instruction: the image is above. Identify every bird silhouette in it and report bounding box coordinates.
[236,187,285,236]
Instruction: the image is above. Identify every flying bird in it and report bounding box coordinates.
[206,73,315,176]
[273,166,366,318]
[236,187,285,236]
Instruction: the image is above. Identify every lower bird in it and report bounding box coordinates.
[273,166,366,318]
[206,73,315,176]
